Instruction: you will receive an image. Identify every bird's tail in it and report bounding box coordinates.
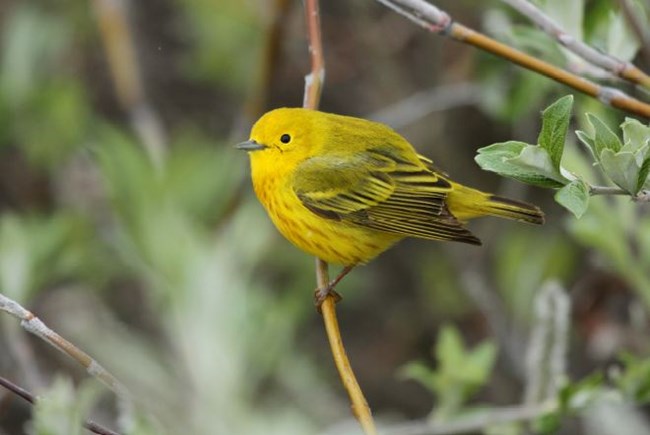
[447,184,544,225]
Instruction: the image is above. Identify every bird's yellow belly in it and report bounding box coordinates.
[254,179,400,265]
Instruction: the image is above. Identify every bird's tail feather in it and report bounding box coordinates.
[482,194,545,224]
[447,185,544,225]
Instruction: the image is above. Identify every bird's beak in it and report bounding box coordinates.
[235,139,267,151]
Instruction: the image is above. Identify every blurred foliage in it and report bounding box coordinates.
[31,378,101,435]
[178,0,263,89]
[0,0,649,434]
[401,325,497,420]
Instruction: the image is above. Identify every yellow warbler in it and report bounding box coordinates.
[237,108,543,302]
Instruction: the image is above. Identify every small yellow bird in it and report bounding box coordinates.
[237,108,543,303]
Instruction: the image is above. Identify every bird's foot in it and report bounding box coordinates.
[314,284,343,313]
[313,265,354,313]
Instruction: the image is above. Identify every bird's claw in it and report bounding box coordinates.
[314,284,343,313]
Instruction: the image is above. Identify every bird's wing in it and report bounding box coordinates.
[292,148,481,245]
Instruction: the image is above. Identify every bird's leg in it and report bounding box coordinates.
[314,265,355,308]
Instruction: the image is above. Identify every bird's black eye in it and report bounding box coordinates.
[280,133,291,144]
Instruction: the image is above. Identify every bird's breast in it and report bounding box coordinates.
[251,171,400,265]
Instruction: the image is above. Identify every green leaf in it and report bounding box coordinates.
[607,8,642,62]
[436,326,496,389]
[554,179,590,218]
[538,0,584,41]
[621,117,650,153]
[599,149,640,194]
[538,95,573,169]
[32,377,100,435]
[537,0,585,68]
[436,326,466,371]
[638,158,650,192]
[616,353,650,403]
[559,373,604,411]
[475,141,567,188]
[576,130,598,161]
[589,114,623,155]
[399,361,438,393]
[506,145,569,185]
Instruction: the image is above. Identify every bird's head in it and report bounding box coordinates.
[236,108,318,171]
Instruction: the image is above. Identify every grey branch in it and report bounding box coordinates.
[500,0,648,84]
[374,0,450,31]
[367,83,482,130]
[383,402,556,435]
[0,292,134,429]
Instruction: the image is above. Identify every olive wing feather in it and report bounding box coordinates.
[292,150,481,245]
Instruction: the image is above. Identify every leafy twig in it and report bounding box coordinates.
[302,1,376,434]
[374,0,650,118]
[0,293,133,426]
[0,374,120,435]
[500,0,650,89]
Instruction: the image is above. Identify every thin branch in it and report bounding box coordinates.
[383,402,556,435]
[302,1,376,434]
[320,281,376,435]
[501,0,650,89]
[374,0,650,119]
[589,185,631,196]
[589,186,650,201]
[0,375,121,435]
[303,0,326,109]
[0,293,133,419]
[93,0,167,168]
[367,83,482,129]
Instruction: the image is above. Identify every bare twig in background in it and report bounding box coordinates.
[93,0,167,168]
[456,264,527,378]
[0,375,120,435]
[374,0,650,118]
[302,1,376,434]
[0,293,133,428]
[303,0,325,110]
[367,83,481,129]
[615,0,650,67]
[384,402,556,435]
[524,281,570,405]
[500,0,650,89]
